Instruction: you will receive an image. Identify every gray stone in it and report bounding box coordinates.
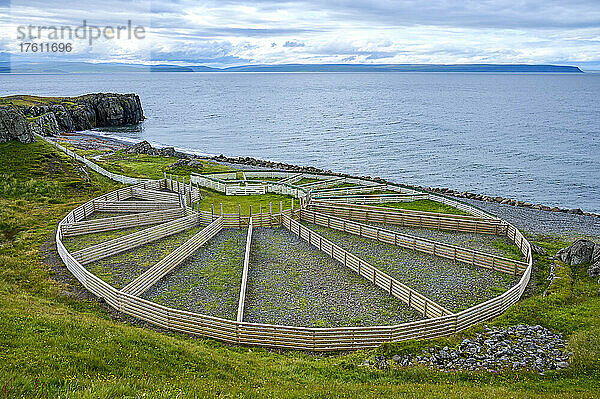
[28,112,61,136]
[588,261,600,278]
[557,239,596,265]
[0,107,35,143]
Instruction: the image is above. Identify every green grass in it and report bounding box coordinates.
[195,188,295,215]
[60,141,112,158]
[1,139,600,397]
[378,199,472,216]
[0,94,67,107]
[295,177,323,185]
[93,151,232,179]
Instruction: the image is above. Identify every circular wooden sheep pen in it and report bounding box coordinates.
[51,141,533,351]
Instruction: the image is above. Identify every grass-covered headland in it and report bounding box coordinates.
[1,139,599,398]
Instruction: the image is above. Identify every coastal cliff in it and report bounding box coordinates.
[0,93,144,143]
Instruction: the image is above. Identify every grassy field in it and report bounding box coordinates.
[1,139,599,398]
[92,151,232,179]
[195,188,295,215]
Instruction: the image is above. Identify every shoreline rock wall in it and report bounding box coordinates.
[0,93,144,144]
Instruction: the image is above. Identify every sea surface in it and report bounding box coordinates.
[1,72,599,213]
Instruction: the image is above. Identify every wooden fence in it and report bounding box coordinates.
[307,202,508,235]
[94,200,180,213]
[314,193,430,204]
[72,213,201,265]
[282,214,452,318]
[121,217,224,296]
[41,135,150,185]
[55,185,533,351]
[226,185,267,195]
[61,208,185,236]
[299,209,527,275]
[237,218,254,322]
[312,184,388,196]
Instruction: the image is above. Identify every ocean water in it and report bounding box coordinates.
[1,72,599,213]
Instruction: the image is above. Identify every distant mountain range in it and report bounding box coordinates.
[1,61,584,74]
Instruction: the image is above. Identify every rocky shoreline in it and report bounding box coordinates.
[0,93,144,143]
[49,133,600,219]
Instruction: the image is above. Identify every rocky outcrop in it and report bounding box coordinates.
[556,239,596,265]
[0,93,144,143]
[124,140,186,158]
[555,239,600,281]
[0,107,35,143]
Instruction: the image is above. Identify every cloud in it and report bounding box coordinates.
[3,0,599,67]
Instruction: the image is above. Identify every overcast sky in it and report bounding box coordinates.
[2,0,600,69]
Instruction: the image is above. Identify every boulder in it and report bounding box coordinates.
[124,140,154,155]
[556,239,596,265]
[0,107,35,143]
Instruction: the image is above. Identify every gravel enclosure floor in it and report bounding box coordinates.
[62,224,159,253]
[142,229,246,320]
[461,198,600,241]
[300,221,518,312]
[243,227,422,328]
[86,226,203,289]
[366,222,524,260]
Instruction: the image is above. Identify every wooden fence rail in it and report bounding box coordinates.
[61,208,185,236]
[281,214,452,318]
[94,200,180,213]
[307,202,508,235]
[312,184,388,196]
[121,217,224,296]
[299,209,527,275]
[132,188,180,203]
[311,200,497,221]
[237,218,254,322]
[72,214,201,265]
[314,193,430,204]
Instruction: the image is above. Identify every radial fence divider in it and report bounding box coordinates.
[281,214,452,318]
[300,209,527,275]
[72,213,201,265]
[307,202,507,235]
[279,173,304,184]
[132,187,180,203]
[311,200,498,221]
[93,199,181,213]
[121,217,224,296]
[236,217,253,322]
[298,176,345,189]
[314,193,430,204]
[312,184,388,196]
[61,208,185,236]
[39,135,154,185]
